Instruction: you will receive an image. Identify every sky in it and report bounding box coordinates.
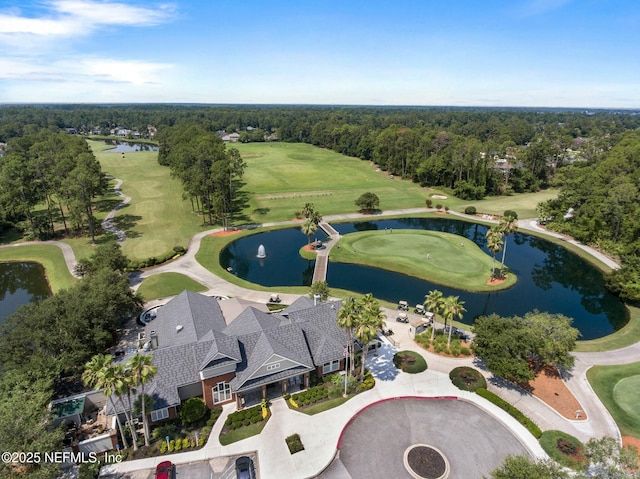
[0,0,639,108]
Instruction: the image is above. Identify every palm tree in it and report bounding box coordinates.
[127,354,157,447]
[424,289,444,341]
[301,202,315,219]
[82,354,129,449]
[301,218,318,246]
[498,215,518,277]
[485,227,503,280]
[308,210,323,225]
[355,293,386,380]
[112,363,139,451]
[337,296,359,373]
[442,296,467,346]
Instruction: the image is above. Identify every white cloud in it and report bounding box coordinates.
[0,1,175,38]
[0,57,173,85]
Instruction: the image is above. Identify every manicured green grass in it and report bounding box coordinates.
[296,395,353,415]
[457,189,560,220]
[575,306,639,352]
[330,229,516,292]
[80,140,206,261]
[137,273,208,301]
[0,245,77,293]
[218,419,269,446]
[236,142,436,221]
[587,362,640,438]
[539,430,584,470]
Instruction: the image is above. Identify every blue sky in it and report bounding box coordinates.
[0,0,638,107]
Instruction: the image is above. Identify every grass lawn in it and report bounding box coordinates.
[219,420,268,446]
[329,229,516,292]
[137,272,208,301]
[0,245,77,293]
[236,142,436,222]
[455,189,559,220]
[295,395,352,415]
[575,306,639,352]
[76,140,206,261]
[587,362,640,438]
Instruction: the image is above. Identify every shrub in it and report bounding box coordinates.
[393,351,428,373]
[476,388,542,438]
[286,434,305,454]
[172,245,186,254]
[464,206,477,215]
[426,199,433,208]
[449,367,487,392]
[168,440,175,453]
[174,439,181,452]
[179,397,207,425]
[503,210,518,219]
[182,438,190,450]
[444,205,450,212]
[159,441,167,454]
[197,435,206,447]
[207,406,223,427]
[435,203,443,210]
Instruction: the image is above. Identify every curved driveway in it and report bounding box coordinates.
[326,397,532,479]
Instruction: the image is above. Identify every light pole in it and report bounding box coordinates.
[343,346,348,397]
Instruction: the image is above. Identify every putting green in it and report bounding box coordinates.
[330,229,516,292]
[613,375,640,418]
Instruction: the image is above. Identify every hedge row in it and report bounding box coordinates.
[476,388,542,438]
[224,404,265,430]
[126,245,186,270]
[291,385,329,406]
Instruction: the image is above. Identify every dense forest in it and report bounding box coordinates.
[0,130,107,240]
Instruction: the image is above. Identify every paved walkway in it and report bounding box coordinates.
[4,204,636,477]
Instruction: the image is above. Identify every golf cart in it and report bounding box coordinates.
[398,300,409,311]
[414,304,426,315]
[396,312,409,323]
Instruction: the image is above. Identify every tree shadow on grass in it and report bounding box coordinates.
[112,214,142,239]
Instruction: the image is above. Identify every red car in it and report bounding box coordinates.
[155,461,174,479]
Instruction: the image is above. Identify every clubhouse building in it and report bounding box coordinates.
[135,291,347,422]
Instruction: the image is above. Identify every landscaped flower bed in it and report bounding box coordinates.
[219,403,271,445]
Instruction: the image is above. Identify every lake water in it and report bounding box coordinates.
[220,218,627,340]
[104,141,159,152]
[0,262,51,325]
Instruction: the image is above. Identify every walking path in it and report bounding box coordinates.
[100,178,131,243]
[3,201,636,477]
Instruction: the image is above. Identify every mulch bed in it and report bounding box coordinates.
[210,230,241,237]
[407,446,446,479]
[525,365,587,420]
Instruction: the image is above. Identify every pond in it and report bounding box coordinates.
[220,218,627,340]
[103,141,159,152]
[0,262,51,325]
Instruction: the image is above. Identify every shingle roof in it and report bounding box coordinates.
[138,292,346,407]
[147,291,226,347]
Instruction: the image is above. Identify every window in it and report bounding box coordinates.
[150,408,169,422]
[266,363,280,371]
[213,381,232,404]
[322,360,341,375]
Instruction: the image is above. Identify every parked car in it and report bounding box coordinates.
[155,461,175,479]
[396,312,409,323]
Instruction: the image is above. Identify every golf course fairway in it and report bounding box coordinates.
[329,229,516,292]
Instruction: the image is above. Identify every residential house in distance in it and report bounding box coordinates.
[221,132,240,143]
[134,291,347,424]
